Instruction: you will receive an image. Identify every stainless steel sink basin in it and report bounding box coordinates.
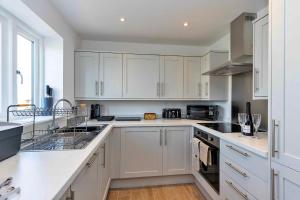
[21,125,107,151]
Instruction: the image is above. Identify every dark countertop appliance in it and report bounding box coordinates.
[198,122,241,133]
[162,108,181,119]
[186,105,219,121]
[0,122,23,161]
[90,104,101,119]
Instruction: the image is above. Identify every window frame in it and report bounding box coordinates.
[12,21,44,106]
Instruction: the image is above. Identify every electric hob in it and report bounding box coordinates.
[198,122,241,133]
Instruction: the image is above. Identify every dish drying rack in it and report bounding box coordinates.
[7,104,88,145]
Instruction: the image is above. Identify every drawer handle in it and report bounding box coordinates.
[226,180,249,200]
[226,145,249,157]
[225,161,248,178]
[86,152,98,168]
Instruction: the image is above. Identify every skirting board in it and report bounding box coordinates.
[110,175,194,189]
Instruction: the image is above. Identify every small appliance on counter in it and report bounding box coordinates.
[186,105,219,121]
[115,117,142,121]
[144,113,157,120]
[0,122,23,162]
[90,104,101,119]
[42,85,53,116]
[162,108,181,119]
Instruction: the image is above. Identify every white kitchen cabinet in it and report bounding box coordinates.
[71,152,99,200]
[99,53,123,98]
[163,127,190,175]
[253,15,268,99]
[201,51,229,100]
[270,0,300,172]
[272,162,300,200]
[75,52,100,99]
[98,137,110,200]
[160,56,184,99]
[123,54,160,99]
[120,127,163,178]
[270,0,300,199]
[183,57,202,99]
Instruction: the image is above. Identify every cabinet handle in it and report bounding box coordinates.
[226,145,249,157]
[271,168,279,200]
[66,190,74,200]
[198,83,201,97]
[86,152,98,168]
[225,161,248,177]
[164,129,167,146]
[225,180,249,200]
[205,82,208,96]
[272,120,279,157]
[157,82,160,97]
[160,129,163,146]
[102,144,106,167]
[100,81,104,96]
[255,70,260,92]
[95,81,99,96]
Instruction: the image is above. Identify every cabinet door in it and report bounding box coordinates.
[163,127,190,175]
[120,127,163,178]
[253,15,268,98]
[98,137,110,200]
[123,54,160,98]
[271,162,300,200]
[271,0,300,172]
[160,56,184,98]
[75,52,100,99]
[99,53,123,98]
[71,153,99,200]
[184,57,201,99]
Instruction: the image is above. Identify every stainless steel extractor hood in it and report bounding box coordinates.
[203,13,257,76]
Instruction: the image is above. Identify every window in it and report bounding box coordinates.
[0,8,44,116]
[16,34,34,104]
[13,25,42,106]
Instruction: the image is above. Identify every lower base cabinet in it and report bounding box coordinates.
[120,127,190,178]
[272,162,300,200]
[71,152,99,200]
[61,136,111,200]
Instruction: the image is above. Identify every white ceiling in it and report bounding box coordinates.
[50,0,267,46]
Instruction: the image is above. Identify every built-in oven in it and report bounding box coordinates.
[194,127,220,193]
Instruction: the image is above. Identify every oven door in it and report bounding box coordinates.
[195,137,220,193]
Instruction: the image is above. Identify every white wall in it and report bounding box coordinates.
[80,40,207,56]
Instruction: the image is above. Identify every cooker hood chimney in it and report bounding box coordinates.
[203,13,257,76]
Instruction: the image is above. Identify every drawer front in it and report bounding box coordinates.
[221,140,268,181]
[221,155,267,200]
[220,172,257,200]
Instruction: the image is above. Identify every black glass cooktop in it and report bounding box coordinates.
[198,122,241,133]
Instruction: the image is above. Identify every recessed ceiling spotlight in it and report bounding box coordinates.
[120,17,126,22]
[183,22,189,27]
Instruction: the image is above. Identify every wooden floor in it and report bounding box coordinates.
[107,184,206,200]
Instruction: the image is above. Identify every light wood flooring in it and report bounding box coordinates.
[107,184,206,200]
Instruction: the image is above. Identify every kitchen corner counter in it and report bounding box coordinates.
[0,119,268,200]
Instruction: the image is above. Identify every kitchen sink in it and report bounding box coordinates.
[21,125,107,151]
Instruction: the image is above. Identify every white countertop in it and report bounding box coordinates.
[0,119,268,200]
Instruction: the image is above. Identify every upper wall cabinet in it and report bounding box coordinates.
[160,56,184,99]
[253,15,268,99]
[183,57,202,99]
[75,51,123,99]
[123,54,160,99]
[75,52,100,99]
[201,51,229,100]
[99,53,123,98]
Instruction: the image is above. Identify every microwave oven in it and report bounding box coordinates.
[186,105,219,121]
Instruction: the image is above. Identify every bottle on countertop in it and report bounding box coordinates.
[243,102,254,136]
